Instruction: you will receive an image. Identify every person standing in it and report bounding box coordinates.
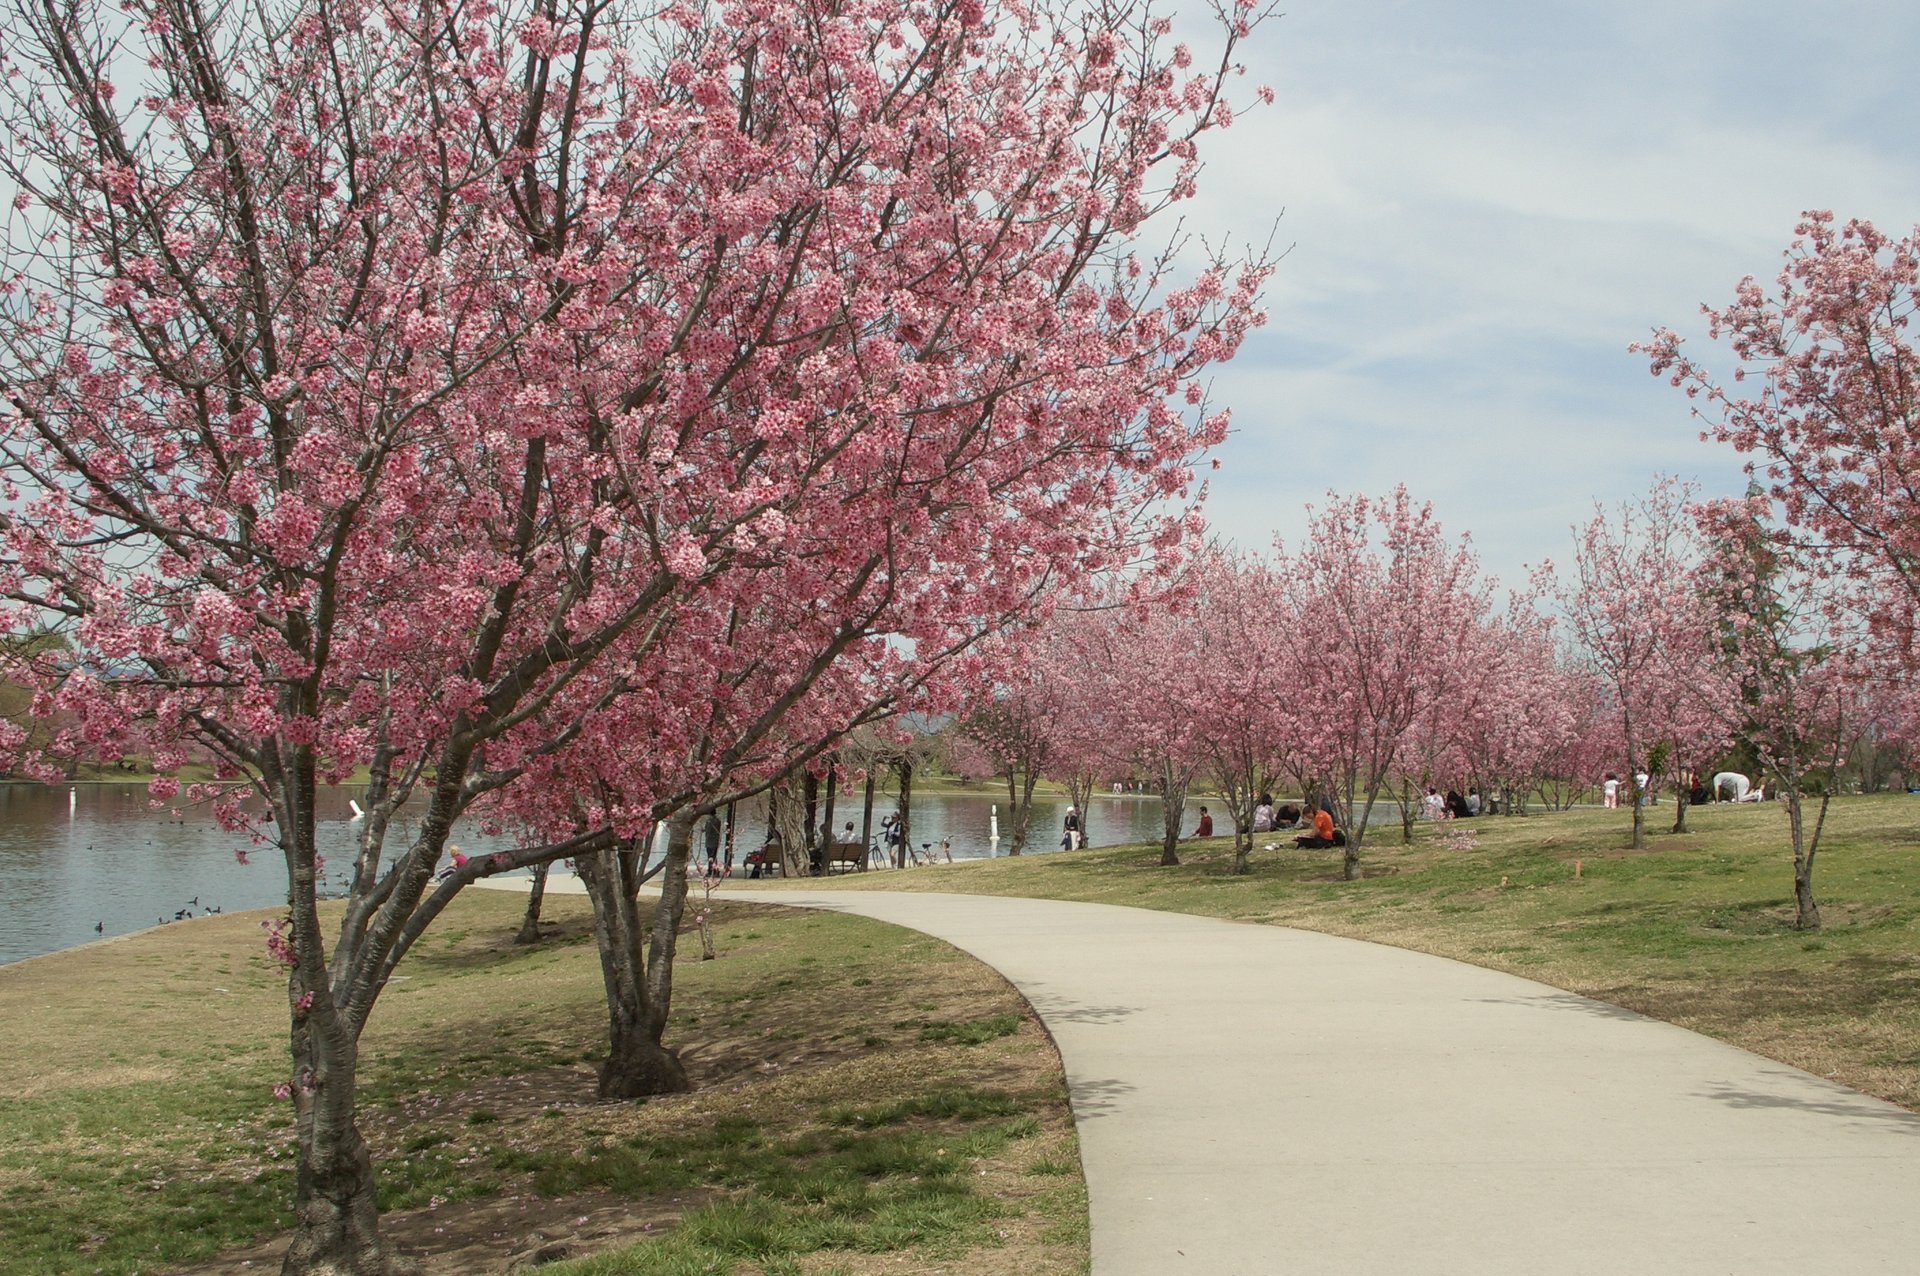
[702,813,722,873]
[1602,774,1620,809]
[1062,805,1083,850]
[1191,806,1214,838]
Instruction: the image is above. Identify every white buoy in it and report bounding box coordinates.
[69,787,76,816]
[988,805,1000,857]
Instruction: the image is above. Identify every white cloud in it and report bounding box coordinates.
[1174,0,1920,589]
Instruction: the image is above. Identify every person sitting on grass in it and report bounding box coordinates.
[1293,804,1340,849]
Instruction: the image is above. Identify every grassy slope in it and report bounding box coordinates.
[0,892,1086,1276]
[765,793,1920,1110]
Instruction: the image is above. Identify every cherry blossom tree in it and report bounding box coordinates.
[1278,489,1492,880]
[1557,480,1730,849]
[1188,549,1291,872]
[1026,606,1135,846]
[1694,495,1877,929]
[1446,588,1584,817]
[0,0,1273,1268]
[956,648,1064,856]
[1638,212,1920,631]
[1060,593,1209,864]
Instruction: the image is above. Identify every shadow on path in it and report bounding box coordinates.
[1469,991,1648,1022]
[1697,1082,1920,1134]
[1068,1076,1136,1120]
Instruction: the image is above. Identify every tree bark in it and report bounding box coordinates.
[1158,767,1183,866]
[1344,791,1378,882]
[280,1029,382,1275]
[1230,761,1254,876]
[821,756,839,858]
[1785,792,1822,930]
[859,773,876,862]
[896,759,913,868]
[515,861,550,945]
[1007,768,1041,856]
[276,742,397,1276]
[1065,772,1097,848]
[802,770,820,874]
[577,829,690,1101]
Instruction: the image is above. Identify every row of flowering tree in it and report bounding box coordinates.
[1020,494,1602,879]
[0,0,1274,1269]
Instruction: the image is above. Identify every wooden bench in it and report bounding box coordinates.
[823,840,870,873]
[743,846,783,877]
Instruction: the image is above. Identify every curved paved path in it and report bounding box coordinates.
[754,890,1920,1275]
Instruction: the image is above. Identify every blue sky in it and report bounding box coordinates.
[1186,0,1920,589]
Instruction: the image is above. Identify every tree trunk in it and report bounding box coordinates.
[802,770,820,874]
[896,759,913,868]
[576,832,690,1101]
[1397,779,1416,844]
[1670,786,1690,835]
[1230,761,1254,876]
[515,861,550,945]
[859,773,876,862]
[1066,773,1097,847]
[1785,792,1822,930]
[1004,769,1026,856]
[821,757,839,857]
[274,744,396,1276]
[1343,791,1376,882]
[1624,710,1645,850]
[1159,770,1183,866]
[280,1026,383,1275]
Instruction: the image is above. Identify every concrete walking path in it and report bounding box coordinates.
[489,876,1920,1272]
[757,890,1920,1275]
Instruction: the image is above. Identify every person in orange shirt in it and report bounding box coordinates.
[1293,804,1338,849]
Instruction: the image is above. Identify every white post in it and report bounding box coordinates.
[989,805,1001,858]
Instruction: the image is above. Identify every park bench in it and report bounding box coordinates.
[743,846,783,878]
[823,840,870,873]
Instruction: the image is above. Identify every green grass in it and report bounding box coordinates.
[912,1013,1023,1046]
[524,1092,1046,1276]
[770,793,1920,1110]
[0,892,1087,1274]
[823,1086,1030,1128]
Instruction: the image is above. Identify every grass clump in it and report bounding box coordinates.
[823,1086,1028,1128]
[913,1013,1022,1045]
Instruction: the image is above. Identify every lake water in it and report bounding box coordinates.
[0,783,1220,966]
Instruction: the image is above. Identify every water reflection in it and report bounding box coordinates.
[0,784,1228,965]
